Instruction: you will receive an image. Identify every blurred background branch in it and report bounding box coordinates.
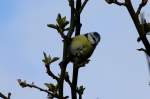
[0,92,11,99]
[105,0,150,83]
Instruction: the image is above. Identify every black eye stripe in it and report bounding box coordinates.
[85,33,98,43]
[90,34,97,42]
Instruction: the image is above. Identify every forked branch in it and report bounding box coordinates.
[106,0,150,56]
[0,92,11,99]
[136,0,148,15]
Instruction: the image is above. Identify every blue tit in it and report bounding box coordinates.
[69,32,100,65]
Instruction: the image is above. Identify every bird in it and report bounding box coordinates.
[69,32,101,66]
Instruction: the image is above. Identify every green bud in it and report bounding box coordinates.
[42,52,51,65]
[78,85,85,95]
[57,13,61,22]
[47,24,58,29]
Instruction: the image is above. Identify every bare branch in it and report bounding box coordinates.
[137,48,150,55]
[42,52,59,81]
[75,0,82,36]
[0,92,11,99]
[58,0,77,98]
[115,1,126,6]
[79,94,82,99]
[71,0,82,99]
[136,0,148,15]
[71,65,79,99]
[18,79,58,98]
[64,72,72,87]
[124,0,150,56]
[105,0,126,6]
[45,64,59,81]
[79,0,89,13]
[69,0,82,98]
[7,93,11,99]
[77,85,85,99]
[145,54,150,80]
[67,0,75,37]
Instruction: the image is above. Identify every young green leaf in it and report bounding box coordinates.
[50,57,59,63]
[42,52,52,65]
[47,24,58,29]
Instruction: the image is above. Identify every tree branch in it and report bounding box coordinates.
[79,0,89,13]
[69,0,82,99]
[145,53,150,77]
[105,0,125,6]
[75,0,82,36]
[106,0,150,55]
[67,0,75,38]
[136,0,148,15]
[42,52,59,81]
[115,1,126,6]
[18,79,58,98]
[45,64,59,81]
[0,92,11,99]
[64,72,72,87]
[69,0,83,99]
[71,65,79,99]
[58,0,76,98]
[125,0,150,56]
[79,94,82,99]
[58,62,67,98]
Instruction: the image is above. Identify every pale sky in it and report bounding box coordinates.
[0,0,150,99]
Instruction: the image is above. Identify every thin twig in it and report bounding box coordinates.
[79,0,89,13]
[45,64,59,81]
[0,92,11,99]
[136,0,148,15]
[65,73,72,87]
[26,84,52,94]
[66,79,72,88]
[79,94,82,99]
[146,54,150,85]
[145,54,150,79]
[106,0,125,6]
[124,0,150,56]
[18,79,58,98]
[58,63,67,98]
[58,0,76,98]
[7,93,11,99]
[67,0,75,37]
[115,1,126,6]
[75,0,81,36]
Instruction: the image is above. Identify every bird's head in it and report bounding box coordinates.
[85,32,101,46]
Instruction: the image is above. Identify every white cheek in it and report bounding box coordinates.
[88,35,95,44]
[95,37,100,43]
